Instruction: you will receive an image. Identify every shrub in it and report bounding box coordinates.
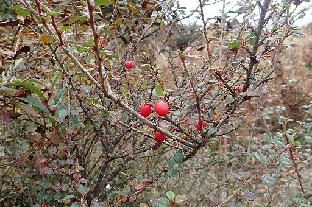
[0,0,310,206]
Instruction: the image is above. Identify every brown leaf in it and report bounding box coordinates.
[47,129,64,144]
[34,155,48,172]
[29,132,43,145]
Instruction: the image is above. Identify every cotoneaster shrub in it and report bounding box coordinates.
[0,0,310,206]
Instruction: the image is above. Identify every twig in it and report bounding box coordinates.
[219,0,226,66]
[244,0,272,91]
[198,0,212,63]
[284,133,305,194]
[86,0,108,95]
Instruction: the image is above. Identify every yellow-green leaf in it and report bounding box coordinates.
[38,34,54,44]
[11,80,44,99]
[155,82,164,96]
[14,5,31,17]
[95,0,111,6]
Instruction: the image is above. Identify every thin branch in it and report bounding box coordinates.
[284,133,305,194]
[198,0,212,63]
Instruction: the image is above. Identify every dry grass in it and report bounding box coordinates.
[154,27,312,206]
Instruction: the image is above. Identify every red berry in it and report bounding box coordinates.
[124,60,135,70]
[154,131,166,142]
[195,119,206,131]
[154,101,169,116]
[50,108,56,114]
[139,103,152,117]
[43,99,49,105]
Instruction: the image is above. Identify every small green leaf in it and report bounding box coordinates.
[54,88,63,105]
[155,82,164,96]
[262,133,271,143]
[0,145,5,154]
[141,80,148,89]
[57,108,68,121]
[279,154,292,164]
[70,115,81,128]
[172,149,184,164]
[61,195,75,201]
[166,191,175,201]
[103,50,118,59]
[283,3,291,11]
[247,33,256,45]
[11,80,44,99]
[82,39,95,48]
[141,64,151,68]
[18,139,29,154]
[254,151,268,163]
[77,184,90,196]
[14,5,31,17]
[70,203,80,207]
[120,87,129,96]
[208,127,217,136]
[60,25,71,32]
[41,4,61,16]
[261,174,275,185]
[156,197,169,207]
[71,15,88,22]
[228,39,240,49]
[95,0,111,6]
[19,96,49,114]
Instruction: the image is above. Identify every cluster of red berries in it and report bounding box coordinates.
[139,100,207,142]
[139,101,169,118]
[139,101,169,142]
[126,60,207,143]
[195,119,206,131]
